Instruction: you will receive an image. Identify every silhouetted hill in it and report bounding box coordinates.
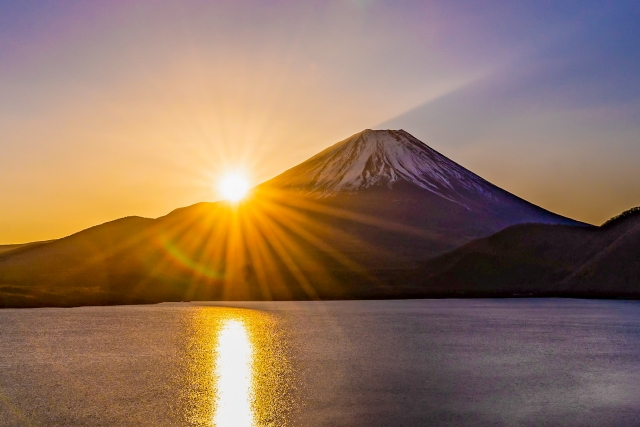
[0,240,54,256]
[563,209,640,294]
[411,207,640,297]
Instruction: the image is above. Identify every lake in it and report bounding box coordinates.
[0,299,639,426]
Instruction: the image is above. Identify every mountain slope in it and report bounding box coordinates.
[410,208,639,297]
[0,129,585,306]
[562,209,640,294]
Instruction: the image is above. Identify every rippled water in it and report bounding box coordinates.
[0,299,639,426]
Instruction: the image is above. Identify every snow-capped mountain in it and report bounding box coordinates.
[250,129,585,271]
[264,129,581,225]
[269,129,492,205]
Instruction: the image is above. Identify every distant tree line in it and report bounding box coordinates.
[601,206,640,228]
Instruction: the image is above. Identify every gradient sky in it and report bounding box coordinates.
[1,0,639,243]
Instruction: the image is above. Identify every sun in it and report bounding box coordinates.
[218,172,250,203]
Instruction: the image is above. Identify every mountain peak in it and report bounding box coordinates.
[352,128,410,141]
[266,129,493,203]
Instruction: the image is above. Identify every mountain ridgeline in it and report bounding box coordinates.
[1,129,635,307]
[410,207,640,298]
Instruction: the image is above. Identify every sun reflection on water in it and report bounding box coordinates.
[179,307,294,427]
[213,319,254,427]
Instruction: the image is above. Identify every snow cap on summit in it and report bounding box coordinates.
[266,129,493,202]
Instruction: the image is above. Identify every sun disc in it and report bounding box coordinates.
[219,173,250,202]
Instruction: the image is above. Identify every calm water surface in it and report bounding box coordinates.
[0,299,639,426]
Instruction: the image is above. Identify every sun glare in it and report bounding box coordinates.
[218,173,250,203]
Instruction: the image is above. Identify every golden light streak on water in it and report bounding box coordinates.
[179,307,295,427]
[213,319,254,427]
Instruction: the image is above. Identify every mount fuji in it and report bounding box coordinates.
[254,129,582,266]
[265,129,577,218]
[0,129,586,306]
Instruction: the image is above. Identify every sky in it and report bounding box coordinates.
[1,0,639,243]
